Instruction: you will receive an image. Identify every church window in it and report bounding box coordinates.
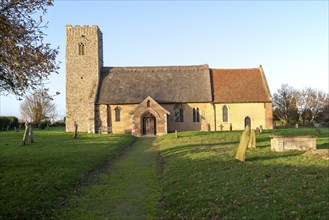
[78,43,85,55]
[114,107,121,122]
[147,100,150,107]
[193,108,200,123]
[174,104,184,123]
[222,105,228,122]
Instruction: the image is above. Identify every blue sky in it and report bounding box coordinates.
[1,0,328,119]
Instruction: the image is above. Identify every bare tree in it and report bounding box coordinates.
[274,85,329,125]
[0,0,59,96]
[296,88,329,123]
[20,89,57,123]
[307,89,329,123]
[273,84,296,124]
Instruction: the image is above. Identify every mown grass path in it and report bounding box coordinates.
[60,137,161,219]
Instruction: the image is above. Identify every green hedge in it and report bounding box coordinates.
[0,116,19,130]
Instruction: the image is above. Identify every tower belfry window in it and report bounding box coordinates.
[78,43,85,55]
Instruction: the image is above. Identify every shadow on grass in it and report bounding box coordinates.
[247,151,304,162]
[160,142,239,157]
[317,142,329,149]
[159,141,329,219]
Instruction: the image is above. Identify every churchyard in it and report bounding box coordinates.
[0,127,328,219]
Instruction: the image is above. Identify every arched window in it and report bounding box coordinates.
[193,108,200,123]
[196,108,200,122]
[222,105,228,122]
[174,104,184,123]
[78,43,85,55]
[114,107,121,122]
[147,100,150,107]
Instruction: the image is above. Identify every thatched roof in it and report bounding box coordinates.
[211,66,272,103]
[96,65,212,104]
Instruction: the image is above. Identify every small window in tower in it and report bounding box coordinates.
[147,100,150,107]
[78,43,85,55]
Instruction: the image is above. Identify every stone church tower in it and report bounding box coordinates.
[65,25,103,132]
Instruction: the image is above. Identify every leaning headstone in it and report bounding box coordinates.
[235,125,251,162]
[259,125,263,133]
[73,121,78,139]
[248,129,256,149]
[29,126,34,143]
[23,123,30,145]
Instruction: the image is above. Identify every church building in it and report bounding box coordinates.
[66,25,273,136]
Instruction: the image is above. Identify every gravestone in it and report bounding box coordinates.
[316,128,321,136]
[295,124,299,128]
[248,129,256,149]
[259,125,263,133]
[235,125,250,162]
[219,124,224,131]
[29,126,34,143]
[73,121,78,139]
[175,130,178,138]
[23,122,30,145]
[255,127,260,133]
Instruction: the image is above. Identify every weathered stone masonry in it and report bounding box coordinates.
[66,25,103,132]
[66,25,273,135]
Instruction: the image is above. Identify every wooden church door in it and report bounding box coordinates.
[142,113,156,135]
[244,116,251,128]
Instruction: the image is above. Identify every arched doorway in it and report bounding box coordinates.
[244,116,251,128]
[142,112,156,135]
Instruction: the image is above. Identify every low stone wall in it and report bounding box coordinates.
[271,136,317,152]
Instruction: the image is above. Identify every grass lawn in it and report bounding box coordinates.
[60,137,160,219]
[0,128,136,219]
[1,127,328,219]
[155,127,329,219]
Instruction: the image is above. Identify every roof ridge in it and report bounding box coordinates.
[212,67,260,71]
[104,64,209,69]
